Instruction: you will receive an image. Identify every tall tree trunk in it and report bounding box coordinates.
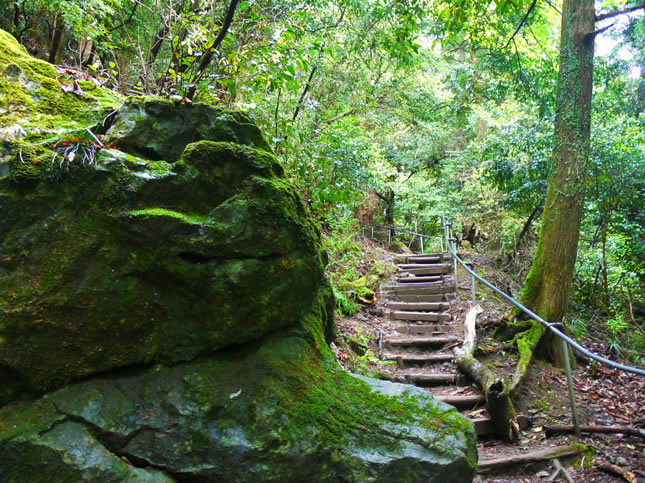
[49,14,65,64]
[519,0,595,367]
[376,188,395,240]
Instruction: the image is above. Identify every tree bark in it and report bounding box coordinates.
[376,189,395,240]
[186,0,240,100]
[519,0,595,368]
[49,14,65,64]
[513,204,543,254]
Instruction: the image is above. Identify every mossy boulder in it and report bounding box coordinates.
[0,137,327,400]
[103,96,271,162]
[0,30,327,399]
[0,296,477,481]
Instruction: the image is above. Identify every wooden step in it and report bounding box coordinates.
[394,323,446,336]
[387,302,450,311]
[406,373,463,386]
[398,264,451,275]
[389,311,450,322]
[383,353,455,365]
[387,335,460,346]
[384,278,453,288]
[471,415,530,436]
[387,285,455,296]
[398,263,451,270]
[433,394,485,407]
[395,294,452,303]
[397,275,443,283]
[403,255,449,263]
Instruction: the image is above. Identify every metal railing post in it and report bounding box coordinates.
[562,339,581,437]
[466,262,476,305]
[371,226,374,238]
[420,235,424,254]
[472,272,476,305]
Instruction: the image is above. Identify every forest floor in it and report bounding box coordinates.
[332,237,645,482]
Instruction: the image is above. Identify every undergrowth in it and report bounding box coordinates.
[322,211,392,316]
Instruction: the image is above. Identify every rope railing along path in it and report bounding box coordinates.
[365,219,645,378]
[439,215,645,378]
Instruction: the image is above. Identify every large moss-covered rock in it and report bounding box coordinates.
[0,29,327,399]
[103,96,271,161]
[0,138,327,400]
[0,301,477,482]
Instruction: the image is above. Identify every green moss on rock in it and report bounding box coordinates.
[0,109,325,403]
[0,295,476,482]
[0,29,121,143]
[103,96,271,162]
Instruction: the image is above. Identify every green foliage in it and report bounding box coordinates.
[481,108,551,216]
[323,213,368,316]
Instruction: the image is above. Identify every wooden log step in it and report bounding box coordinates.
[394,324,445,335]
[471,414,530,437]
[397,275,443,283]
[395,294,451,303]
[383,353,455,363]
[384,280,444,288]
[389,287,454,296]
[404,255,449,263]
[477,444,586,474]
[407,373,461,386]
[389,311,450,322]
[399,266,452,276]
[387,335,460,346]
[385,278,454,290]
[387,302,450,311]
[433,394,485,407]
[398,263,451,270]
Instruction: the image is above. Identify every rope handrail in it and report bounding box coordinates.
[366,224,436,239]
[365,220,645,377]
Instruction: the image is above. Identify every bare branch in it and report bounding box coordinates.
[186,0,240,100]
[595,3,645,22]
[501,0,538,51]
[587,22,615,39]
[108,1,139,33]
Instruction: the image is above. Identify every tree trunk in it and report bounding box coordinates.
[186,0,240,100]
[376,189,395,240]
[49,14,65,64]
[519,0,595,368]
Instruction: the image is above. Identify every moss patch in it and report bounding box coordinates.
[0,29,121,144]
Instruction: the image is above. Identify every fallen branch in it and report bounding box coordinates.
[477,444,587,474]
[454,305,520,442]
[548,458,574,483]
[545,425,645,438]
[598,462,638,483]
